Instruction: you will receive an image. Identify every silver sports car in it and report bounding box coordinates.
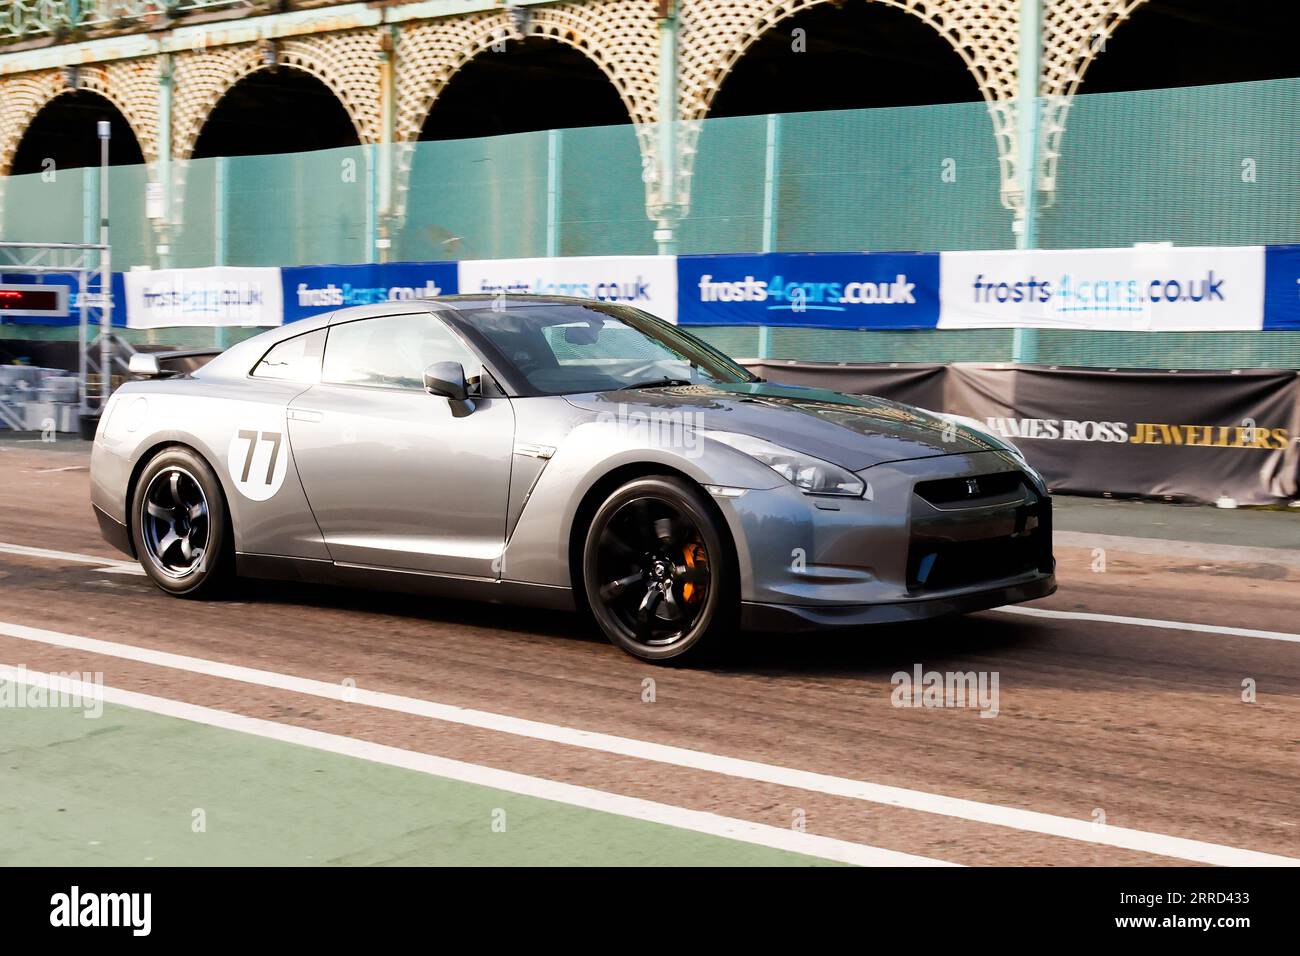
[91,295,1055,662]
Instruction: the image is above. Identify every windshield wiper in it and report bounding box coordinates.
[617,378,692,391]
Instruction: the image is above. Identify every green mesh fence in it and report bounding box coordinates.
[2,78,1298,367]
[1041,78,1300,249]
[677,103,1013,254]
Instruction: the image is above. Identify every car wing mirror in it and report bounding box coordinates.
[423,361,468,401]
[128,352,161,378]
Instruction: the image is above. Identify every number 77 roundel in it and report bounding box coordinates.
[227,424,289,502]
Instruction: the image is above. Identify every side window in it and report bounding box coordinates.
[321,313,479,391]
[251,328,326,383]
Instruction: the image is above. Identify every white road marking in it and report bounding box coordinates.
[1054,530,1300,569]
[0,663,948,868]
[995,605,1300,645]
[0,618,1294,867]
[0,541,143,575]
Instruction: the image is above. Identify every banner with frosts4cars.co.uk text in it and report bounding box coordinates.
[53,245,1300,331]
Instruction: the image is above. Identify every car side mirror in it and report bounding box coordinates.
[128,353,161,378]
[423,361,468,401]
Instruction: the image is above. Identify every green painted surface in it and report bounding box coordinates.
[0,702,837,867]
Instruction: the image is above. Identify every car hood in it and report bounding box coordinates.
[563,381,1005,472]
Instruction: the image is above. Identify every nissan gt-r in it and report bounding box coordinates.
[91,295,1055,662]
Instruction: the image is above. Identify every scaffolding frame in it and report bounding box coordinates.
[0,240,132,419]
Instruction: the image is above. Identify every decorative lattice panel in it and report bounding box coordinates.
[677,0,1021,120]
[394,0,660,143]
[171,29,383,160]
[675,0,1022,210]
[390,0,660,222]
[0,58,160,175]
[2,1,1161,231]
[0,71,67,176]
[1041,0,1149,98]
[1037,1,1151,202]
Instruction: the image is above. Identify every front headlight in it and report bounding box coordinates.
[702,430,865,497]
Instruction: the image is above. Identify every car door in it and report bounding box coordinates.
[286,309,515,579]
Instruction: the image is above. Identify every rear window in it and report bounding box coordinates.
[251,329,326,383]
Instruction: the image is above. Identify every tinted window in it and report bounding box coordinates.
[322,313,478,390]
[456,303,754,395]
[251,329,326,383]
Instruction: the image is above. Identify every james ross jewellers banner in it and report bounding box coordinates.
[750,362,1300,505]
[945,365,1300,505]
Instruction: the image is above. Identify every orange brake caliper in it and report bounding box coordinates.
[682,543,708,603]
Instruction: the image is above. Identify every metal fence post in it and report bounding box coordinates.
[546,128,563,258]
[97,121,112,412]
[214,156,228,349]
[758,112,782,359]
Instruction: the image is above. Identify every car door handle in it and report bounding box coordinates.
[288,408,324,423]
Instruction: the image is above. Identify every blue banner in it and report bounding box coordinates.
[4,248,1297,332]
[0,272,127,327]
[281,261,459,325]
[676,252,940,329]
[1264,244,1300,331]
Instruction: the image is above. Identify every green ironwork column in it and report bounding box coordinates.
[654,1,678,256]
[1012,0,1041,364]
[157,53,173,270]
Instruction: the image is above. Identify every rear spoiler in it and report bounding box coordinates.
[128,347,224,379]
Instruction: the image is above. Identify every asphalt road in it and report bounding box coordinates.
[1,437,1298,866]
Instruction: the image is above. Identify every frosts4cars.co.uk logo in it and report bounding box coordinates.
[938,247,1265,332]
[695,272,918,310]
[677,252,940,329]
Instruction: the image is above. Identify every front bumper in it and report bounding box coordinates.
[719,449,1054,622]
[740,569,1056,632]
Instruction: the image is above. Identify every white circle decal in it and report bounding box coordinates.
[227,426,289,501]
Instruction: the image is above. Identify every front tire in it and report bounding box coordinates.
[130,447,232,597]
[582,476,736,663]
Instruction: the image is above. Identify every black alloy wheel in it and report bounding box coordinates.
[583,476,735,662]
[131,446,232,597]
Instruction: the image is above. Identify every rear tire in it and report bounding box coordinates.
[130,446,232,598]
[582,476,736,663]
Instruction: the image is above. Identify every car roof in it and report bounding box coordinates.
[394,294,615,313]
[194,295,619,383]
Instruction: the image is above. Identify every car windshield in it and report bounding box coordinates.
[454,302,757,396]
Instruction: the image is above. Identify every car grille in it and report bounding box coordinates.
[907,470,1052,593]
[914,471,1025,508]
